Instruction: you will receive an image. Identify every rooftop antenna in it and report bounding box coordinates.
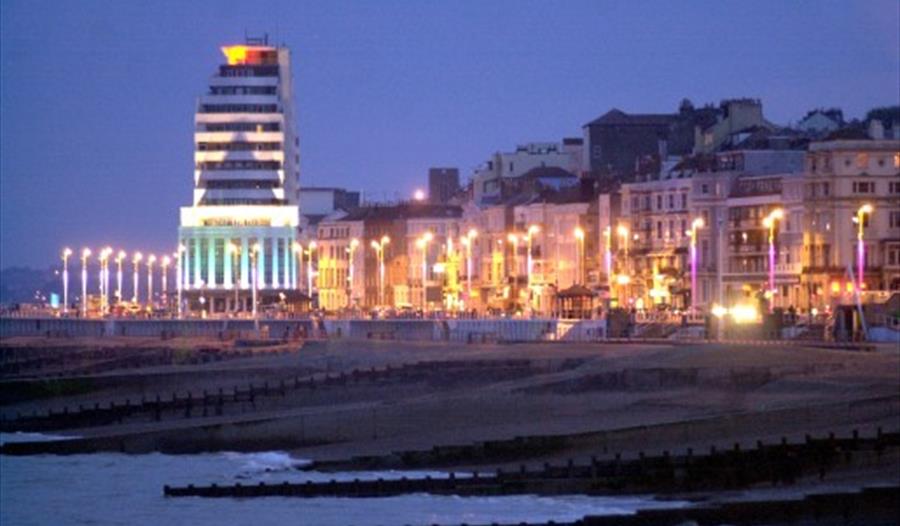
[245,32,269,46]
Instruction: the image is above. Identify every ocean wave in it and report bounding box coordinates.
[222,451,312,474]
[0,432,80,445]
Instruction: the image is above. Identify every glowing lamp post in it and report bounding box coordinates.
[464,229,477,302]
[115,251,126,304]
[526,225,539,312]
[161,255,171,309]
[574,226,585,285]
[371,236,390,307]
[146,255,157,308]
[292,242,303,292]
[856,204,873,293]
[417,232,433,313]
[508,232,520,309]
[603,226,612,291]
[250,243,261,327]
[227,242,240,312]
[689,218,704,315]
[347,238,359,309]
[176,245,185,318]
[306,241,317,305]
[762,208,784,312]
[617,225,629,303]
[131,252,143,304]
[61,248,73,315]
[80,248,91,317]
[99,248,112,314]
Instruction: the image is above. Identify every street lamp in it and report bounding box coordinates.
[462,229,477,303]
[132,252,143,304]
[80,248,91,317]
[99,248,112,314]
[370,236,391,308]
[176,245,185,318]
[292,241,303,292]
[603,226,612,292]
[227,242,240,312]
[688,217,704,315]
[525,225,539,312]
[762,208,784,311]
[161,255,171,309]
[250,243,261,327]
[147,255,157,308]
[115,250,126,304]
[347,238,359,309]
[61,248,73,315]
[574,226,585,285]
[418,232,433,313]
[306,241,317,304]
[616,225,630,304]
[856,204,874,293]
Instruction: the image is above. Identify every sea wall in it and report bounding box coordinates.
[0,317,314,340]
[1,317,607,343]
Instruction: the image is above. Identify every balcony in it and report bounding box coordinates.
[774,263,803,274]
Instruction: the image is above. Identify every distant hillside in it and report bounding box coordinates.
[0,266,58,306]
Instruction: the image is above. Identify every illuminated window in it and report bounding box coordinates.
[890,211,900,228]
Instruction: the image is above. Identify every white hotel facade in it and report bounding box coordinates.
[178,42,304,312]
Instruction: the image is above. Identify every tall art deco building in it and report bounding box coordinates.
[178,40,303,312]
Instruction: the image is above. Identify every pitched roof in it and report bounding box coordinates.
[585,108,679,127]
[514,166,578,180]
[339,203,462,222]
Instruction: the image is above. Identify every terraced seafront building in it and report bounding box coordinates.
[178,40,305,313]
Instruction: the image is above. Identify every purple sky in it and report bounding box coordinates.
[1,0,898,268]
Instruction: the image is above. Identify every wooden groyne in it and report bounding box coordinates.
[163,429,898,499]
[439,487,900,526]
[0,359,537,434]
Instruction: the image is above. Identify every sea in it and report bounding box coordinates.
[0,433,686,526]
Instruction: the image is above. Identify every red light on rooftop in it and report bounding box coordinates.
[221,45,249,65]
[221,45,277,66]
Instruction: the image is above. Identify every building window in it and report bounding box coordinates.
[657,221,663,239]
[668,195,674,209]
[681,194,688,209]
[889,182,900,194]
[890,211,900,228]
[852,181,875,194]
[657,195,663,210]
[701,183,709,194]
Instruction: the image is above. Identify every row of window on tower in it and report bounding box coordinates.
[209,86,277,96]
[196,141,282,151]
[200,122,281,132]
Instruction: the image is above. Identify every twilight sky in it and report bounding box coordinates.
[1,0,898,268]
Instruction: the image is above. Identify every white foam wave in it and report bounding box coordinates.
[0,432,80,445]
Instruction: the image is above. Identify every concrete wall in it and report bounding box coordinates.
[0,317,313,340]
[1,317,607,343]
